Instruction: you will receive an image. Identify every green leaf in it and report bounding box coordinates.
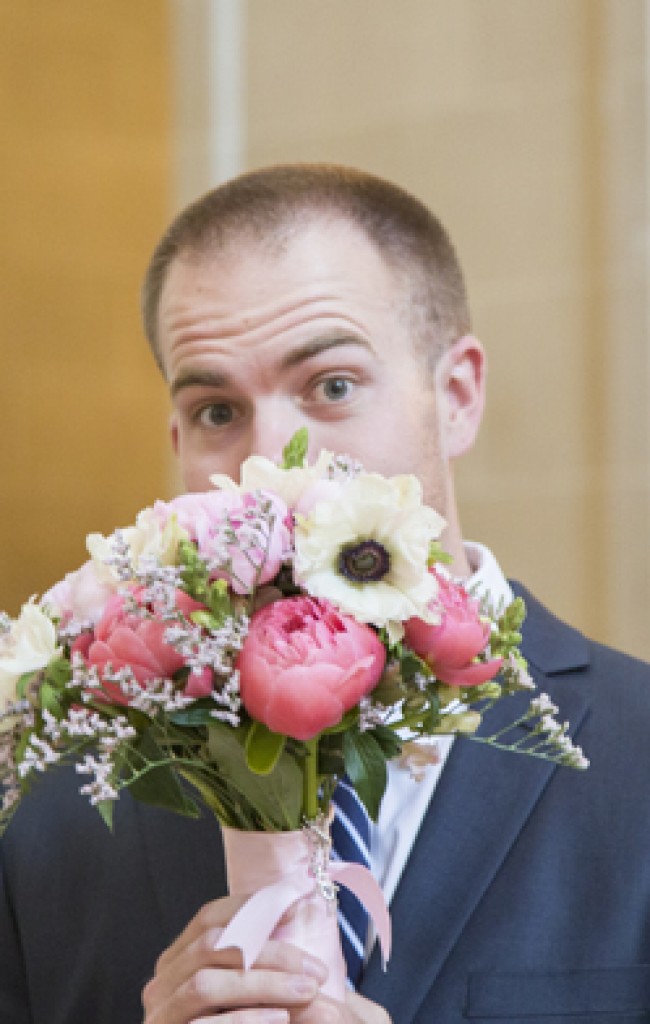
[124,732,201,819]
[207,579,234,621]
[38,683,62,718]
[190,611,220,630]
[96,799,115,831]
[169,704,218,727]
[16,671,36,701]
[207,721,302,830]
[367,724,402,760]
[428,540,453,567]
[282,428,308,469]
[245,721,287,775]
[400,649,431,686]
[322,707,359,735]
[342,730,388,822]
[317,731,345,778]
[44,657,72,690]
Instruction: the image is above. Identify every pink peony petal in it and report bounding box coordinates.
[237,597,385,740]
[434,657,503,688]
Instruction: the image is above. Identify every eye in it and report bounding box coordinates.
[197,402,234,427]
[317,377,354,401]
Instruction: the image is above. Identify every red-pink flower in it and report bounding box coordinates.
[158,489,292,595]
[404,571,502,687]
[237,596,386,741]
[74,588,212,704]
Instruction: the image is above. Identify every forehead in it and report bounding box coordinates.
[161,218,407,314]
[155,218,421,383]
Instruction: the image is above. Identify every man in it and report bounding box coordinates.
[3,166,650,1023]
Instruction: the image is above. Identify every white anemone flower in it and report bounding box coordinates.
[293,472,446,632]
[210,450,334,509]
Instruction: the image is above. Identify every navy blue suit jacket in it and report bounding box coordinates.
[2,584,650,1022]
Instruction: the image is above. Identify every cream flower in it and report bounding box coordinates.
[0,601,61,731]
[210,450,334,510]
[293,472,446,630]
[86,506,188,581]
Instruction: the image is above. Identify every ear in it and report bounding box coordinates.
[169,413,180,457]
[435,334,486,459]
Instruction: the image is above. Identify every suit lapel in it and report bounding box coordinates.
[361,585,591,1022]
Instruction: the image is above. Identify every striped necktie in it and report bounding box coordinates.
[330,778,371,988]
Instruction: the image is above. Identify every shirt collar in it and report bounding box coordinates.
[463,541,513,612]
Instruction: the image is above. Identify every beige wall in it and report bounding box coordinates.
[0,2,172,615]
[242,0,649,659]
[2,1,648,663]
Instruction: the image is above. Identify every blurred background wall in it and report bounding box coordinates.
[1,0,648,660]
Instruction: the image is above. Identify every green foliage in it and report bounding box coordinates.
[16,671,36,701]
[245,721,287,775]
[178,539,211,602]
[168,703,220,728]
[44,657,72,690]
[343,729,388,822]
[122,731,201,819]
[38,683,62,718]
[97,799,115,831]
[427,540,453,567]
[369,724,403,761]
[206,721,303,830]
[282,428,309,469]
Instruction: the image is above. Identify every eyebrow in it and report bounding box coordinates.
[170,333,373,398]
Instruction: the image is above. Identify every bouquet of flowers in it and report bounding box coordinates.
[0,430,587,997]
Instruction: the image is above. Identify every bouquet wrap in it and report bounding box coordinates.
[217,823,391,1001]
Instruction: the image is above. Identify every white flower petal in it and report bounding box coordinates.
[294,470,447,627]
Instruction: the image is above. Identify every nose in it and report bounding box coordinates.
[247,401,307,464]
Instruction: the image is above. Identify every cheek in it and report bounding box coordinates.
[177,439,250,492]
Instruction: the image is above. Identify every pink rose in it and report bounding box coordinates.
[404,571,502,687]
[43,560,116,625]
[159,489,292,594]
[237,596,386,741]
[75,587,212,704]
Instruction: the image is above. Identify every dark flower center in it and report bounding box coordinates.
[338,540,391,583]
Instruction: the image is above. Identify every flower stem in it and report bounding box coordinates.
[303,738,319,820]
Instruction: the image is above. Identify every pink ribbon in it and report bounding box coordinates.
[215,826,391,992]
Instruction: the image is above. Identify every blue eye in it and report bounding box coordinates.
[321,378,352,400]
[198,403,234,426]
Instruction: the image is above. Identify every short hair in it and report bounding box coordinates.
[141,164,471,373]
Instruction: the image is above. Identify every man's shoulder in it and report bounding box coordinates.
[510,579,650,720]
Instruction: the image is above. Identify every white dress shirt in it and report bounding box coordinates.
[370,542,514,906]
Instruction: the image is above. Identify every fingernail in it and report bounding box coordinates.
[291,975,319,997]
[263,1012,288,1024]
[301,955,328,983]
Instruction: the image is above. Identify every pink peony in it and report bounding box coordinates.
[158,489,292,595]
[404,571,502,687]
[75,587,212,704]
[237,596,386,741]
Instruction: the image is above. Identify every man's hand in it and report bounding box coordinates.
[142,896,390,1024]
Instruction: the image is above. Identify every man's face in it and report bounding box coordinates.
[158,219,456,514]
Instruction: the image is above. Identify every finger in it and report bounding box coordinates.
[192,1012,289,1024]
[156,896,247,972]
[143,940,328,1024]
[151,928,328,1003]
[346,991,391,1024]
[146,963,321,1024]
[292,991,391,1024]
